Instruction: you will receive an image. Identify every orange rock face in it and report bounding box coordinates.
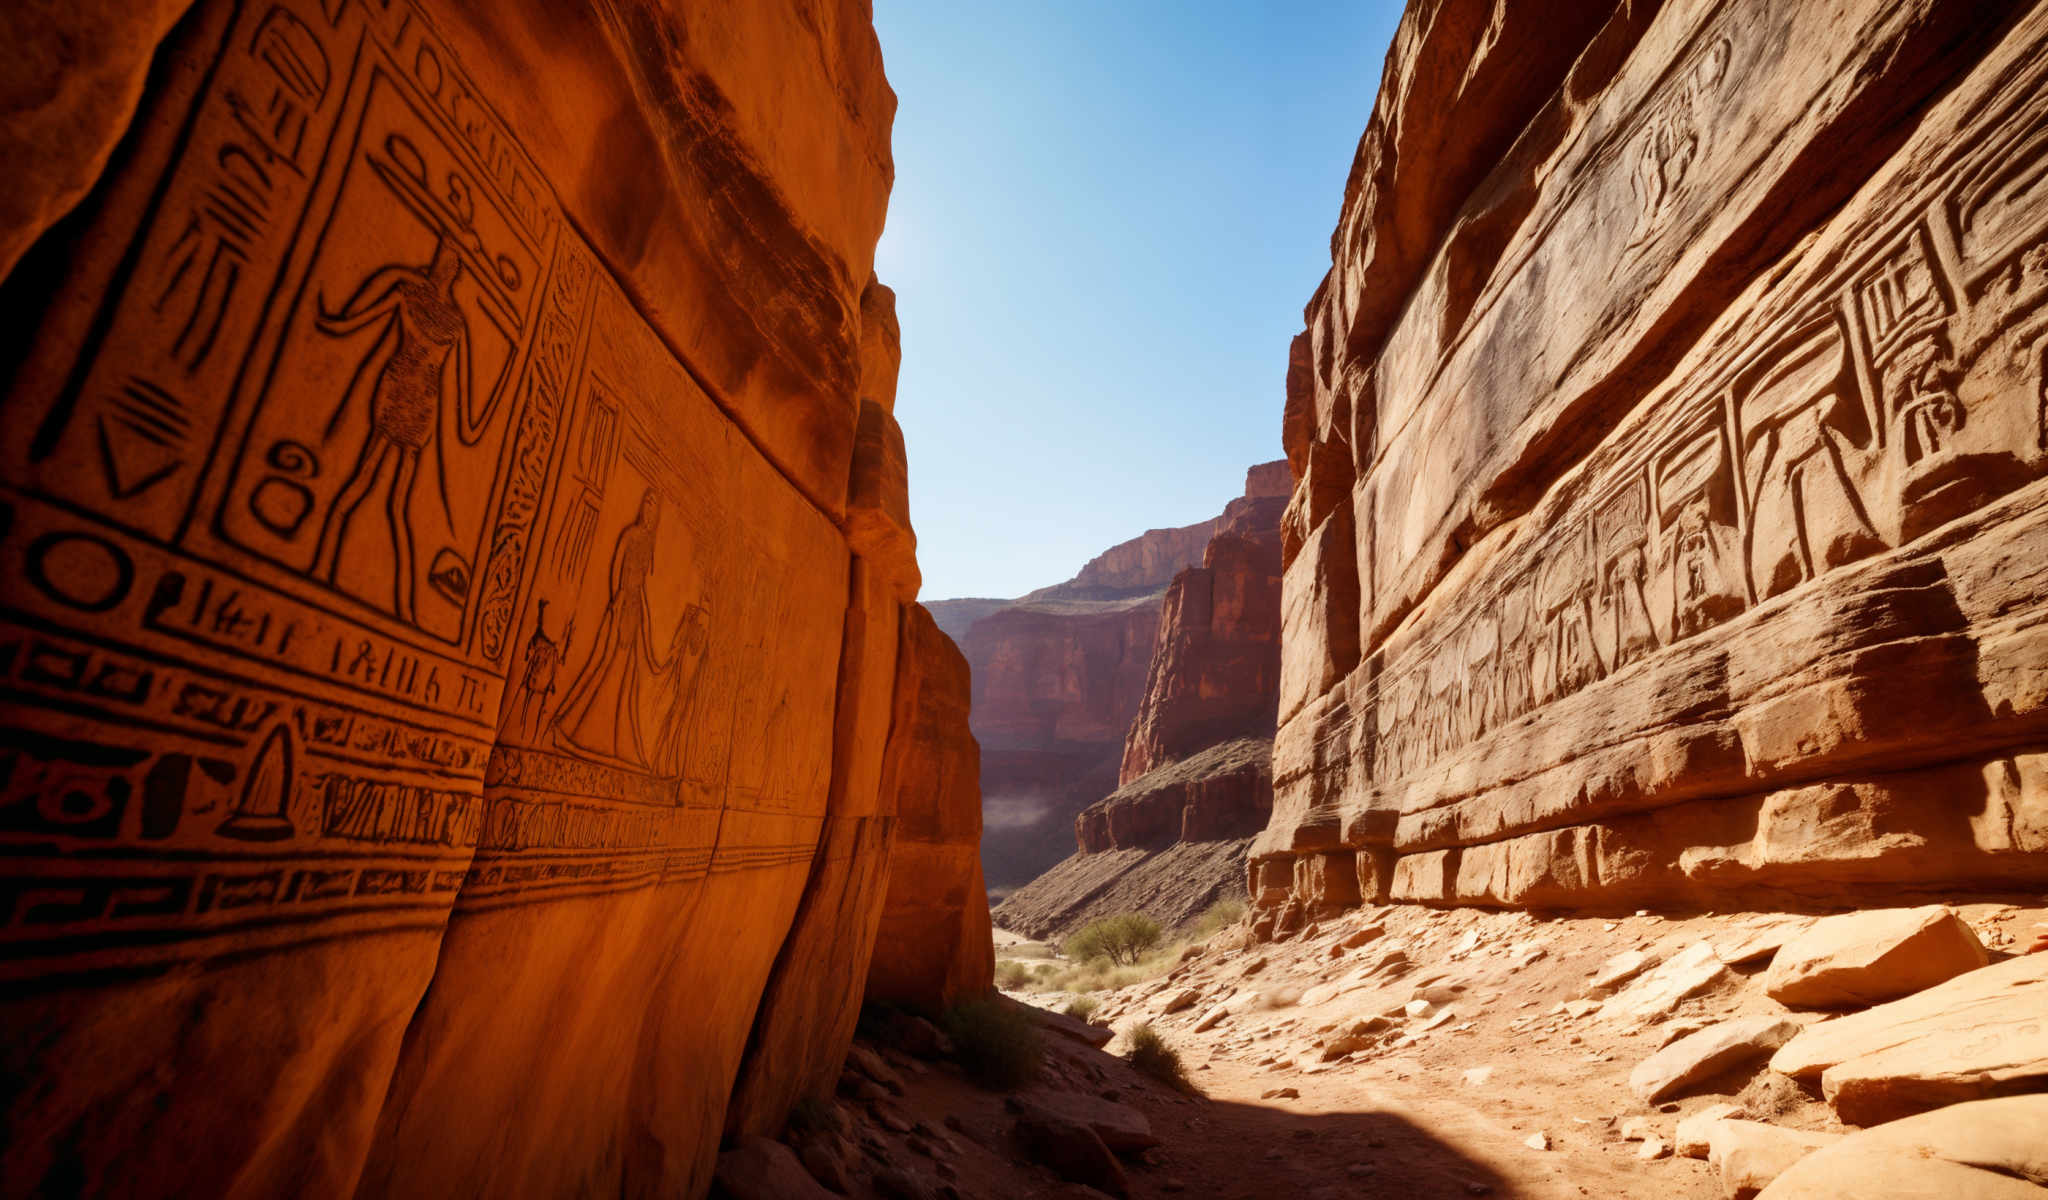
[0,2,981,1197]
[866,605,994,1014]
[1260,0,2048,924]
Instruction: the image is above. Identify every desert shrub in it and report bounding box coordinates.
[1062,994,1100,1021]
[1125,1022,1195,1093]
[942,997,1043,1089]
[1191,898,1246,938]
[995,961,1032,990]
[1064,913,1162,966]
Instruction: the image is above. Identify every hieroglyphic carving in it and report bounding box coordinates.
[0,0,845,981]
[1366,60,2048,789]
[1626,36,1733,248]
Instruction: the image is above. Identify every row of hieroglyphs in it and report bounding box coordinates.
[0,0,841,978]
[1369,51,2048,787]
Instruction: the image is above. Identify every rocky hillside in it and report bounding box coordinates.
[0,3,987,1197]
[930,471,1283,892]
[1259,0,2048,929]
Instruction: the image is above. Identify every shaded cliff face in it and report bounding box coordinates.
[0,3,984,1197]
[1262,0,2048,932]
[866,605,994,1013]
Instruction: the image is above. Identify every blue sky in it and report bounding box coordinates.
[873,2,1401,601]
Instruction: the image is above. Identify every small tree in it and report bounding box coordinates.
[1064,913,1162,966]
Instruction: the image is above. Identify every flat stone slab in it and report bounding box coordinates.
[1756,1095,2048,1198]
[1762,905,1988,1009]
[1630,1016,1801,1102]
[1770,953,2048,1124]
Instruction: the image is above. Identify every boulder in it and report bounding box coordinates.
[715,1138,839,1200]
[1630,1017,1803,1102]
[1762,907,1989,1009]
[1769,954,2048,1125]
[1676,1104,1748,1159]
[1705,1121,1844,1199]
[1013,1110,1129,1199]
[1031,1005,1117,1051]
[1756,1095,2048,1198]
[1013,1093,1159,1153]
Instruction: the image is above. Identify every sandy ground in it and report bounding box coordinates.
[954,897,2046,1199]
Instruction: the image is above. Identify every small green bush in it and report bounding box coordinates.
[1062,994,1100,1021]
[942,997,1044,1089]
[1192,898,1247,938]
[995,961,1032,990]
[1125,1022,1195,1093]
[1064,913,1162,966]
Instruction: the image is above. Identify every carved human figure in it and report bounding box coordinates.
[649,602,711,775]
[1890,338,1965,466]
[511,598,573,739]
[309,238,482,623]
[1663,503,1744,639]
[551,489,663,765]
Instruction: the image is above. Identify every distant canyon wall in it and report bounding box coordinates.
[930,517,1217,889]
[990,466,1288,940]
[1259,0,2048,932]
[0,3,985,1198]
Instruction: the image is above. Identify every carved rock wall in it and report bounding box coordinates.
[0,3,983,1198]
[1261,0,2048,930]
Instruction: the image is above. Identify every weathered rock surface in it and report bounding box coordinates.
[0,3,977,1198]
[1629,1016,1801,1102]
[1258,0,2048,920]
[867,605,996,1014]
[1706,1121,1843,1199]
[1761,905,1988,1009]
[1770,953,2048,1125]
[1079,737,1274,853]
[714,1137,839,1200]
[1756,1095,2048,1198]
[1119,478,1288,783]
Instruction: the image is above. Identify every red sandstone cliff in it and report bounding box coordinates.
[0,4,988,1197]
[866,605,994,1013]
[1258,0,2048,936]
